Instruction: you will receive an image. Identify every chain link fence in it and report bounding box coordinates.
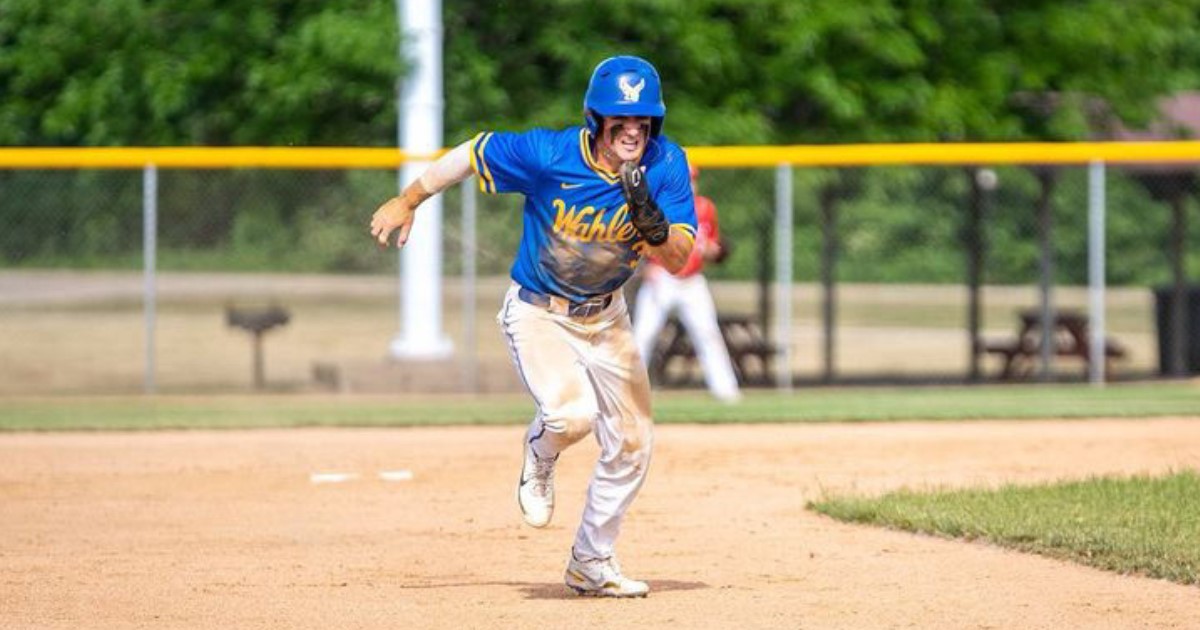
[1,154,1196,395]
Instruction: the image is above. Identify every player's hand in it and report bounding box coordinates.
[369,196,416,248]
[619,161,669,246]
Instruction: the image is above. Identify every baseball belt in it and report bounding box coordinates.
[517,286,614,318]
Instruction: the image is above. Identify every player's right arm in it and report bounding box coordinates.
[371,130,549,248]
[370,140,475,248]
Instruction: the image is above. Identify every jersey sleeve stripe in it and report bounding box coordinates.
[671,223,697,246]
[470,132,497,194]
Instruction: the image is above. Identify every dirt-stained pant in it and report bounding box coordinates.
[497,283,653,561]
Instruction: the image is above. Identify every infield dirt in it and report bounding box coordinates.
[2,418,1198,629]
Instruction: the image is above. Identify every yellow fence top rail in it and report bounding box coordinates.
[0,147,430,169]
[685,141,1200,167]
[1,142,1200,169]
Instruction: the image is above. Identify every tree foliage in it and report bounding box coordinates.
[446,0,1200,143]
[0,0,401,145]
[3,0,1200,146]
[3,1,1200,284]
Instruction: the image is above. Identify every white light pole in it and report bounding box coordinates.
[390,0,453,359]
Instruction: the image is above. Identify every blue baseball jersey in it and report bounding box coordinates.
[470,127,697,303]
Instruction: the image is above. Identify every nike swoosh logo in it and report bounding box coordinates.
[560,182,584,189]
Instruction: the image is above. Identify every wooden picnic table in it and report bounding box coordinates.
[647,314,778,387]
[977,308,1127,380]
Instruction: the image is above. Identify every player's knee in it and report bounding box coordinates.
[559,415,594,444]
[541,403,596,445]
[620,420,654,469]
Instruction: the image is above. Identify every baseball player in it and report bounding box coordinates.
[633,165,742,403]
[369,55,696,598]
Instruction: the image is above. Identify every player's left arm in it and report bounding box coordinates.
[645,155,697,274]
[619,151,696,274]
[644,227,695,273]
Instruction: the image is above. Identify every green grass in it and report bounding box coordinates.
[0,382,1196,431]
[0,396,536,431]
[810,470,1200,585]
[654,382,1200,423]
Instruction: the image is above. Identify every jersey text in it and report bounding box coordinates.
[552,199,639,243]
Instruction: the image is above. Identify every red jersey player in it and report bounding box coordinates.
[633,165,741,403]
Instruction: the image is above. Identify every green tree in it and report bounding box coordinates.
[0,0,401,145]
[4,0,1200,281]
[442,0,1200,144]
[4,1,1200,146]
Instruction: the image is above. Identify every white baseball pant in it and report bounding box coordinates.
[497,283,653,561]
[634,271,741,402]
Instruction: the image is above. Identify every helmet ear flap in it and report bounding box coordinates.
[585,109,602,137]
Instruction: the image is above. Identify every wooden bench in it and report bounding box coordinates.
[647,314,778,387]
[978,309,1128,380]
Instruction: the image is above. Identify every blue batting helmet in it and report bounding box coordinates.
[583,56,666,138]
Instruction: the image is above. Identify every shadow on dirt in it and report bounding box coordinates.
[518,579,709,600]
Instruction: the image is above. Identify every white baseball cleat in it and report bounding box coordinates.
[564,552,649,598]
[517,441,556,528]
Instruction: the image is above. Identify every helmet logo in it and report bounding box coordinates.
[618,75,646,103]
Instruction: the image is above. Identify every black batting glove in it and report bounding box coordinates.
[619,162,670,246]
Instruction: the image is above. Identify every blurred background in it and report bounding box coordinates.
[2,0,1200,395]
